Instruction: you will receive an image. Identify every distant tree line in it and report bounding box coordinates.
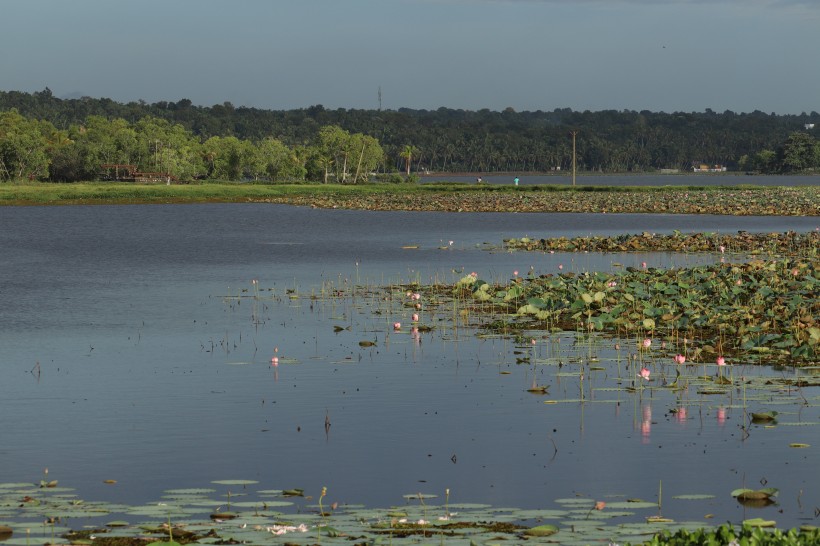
[1,87,819,182]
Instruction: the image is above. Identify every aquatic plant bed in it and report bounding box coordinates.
[1,481,817,546]
[0,183,818,216]
[503,230,819,256]
[398,256,818,364]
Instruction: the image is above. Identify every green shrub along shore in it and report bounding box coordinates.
[0,182,818,216]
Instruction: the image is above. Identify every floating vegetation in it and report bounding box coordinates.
[255,185,820,217]
[402,256,818,364]
[3,481,816,546]
[650,523,819,545]
[504,230,820,257]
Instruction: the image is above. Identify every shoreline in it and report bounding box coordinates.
[0,183,818,216]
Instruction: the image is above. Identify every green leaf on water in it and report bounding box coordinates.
[731,488,778,500]
[523,524,559,537]
[211,480,259,486]
[671,494,716,500]
[743,517,776,528]
[750,411,778,423]
[402,493,438,500]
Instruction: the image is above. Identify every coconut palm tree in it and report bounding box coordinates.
[399,145,418,176]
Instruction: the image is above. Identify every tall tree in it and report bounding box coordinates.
[781,132,817,172]
[399,145,417,176]
[0,109,52,180]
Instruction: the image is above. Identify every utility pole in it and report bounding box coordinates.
[570,131,578,186]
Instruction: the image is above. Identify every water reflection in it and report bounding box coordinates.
[0,204,816,528]
[717,406,727,426]
[641,404,652,444]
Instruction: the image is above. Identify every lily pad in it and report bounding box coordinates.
[731,488,778,501]
[743,517,776,527]
[523,523,559,537]
[210,480,259,486]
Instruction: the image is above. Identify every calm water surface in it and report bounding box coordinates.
[0,204,817,528]
[421,173,820,186]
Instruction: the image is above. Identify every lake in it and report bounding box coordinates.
[0,203,817,535]
[421,173,820,187]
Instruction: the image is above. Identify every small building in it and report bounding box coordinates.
[692,162,727,173]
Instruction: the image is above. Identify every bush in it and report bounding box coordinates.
[642,523,819,546]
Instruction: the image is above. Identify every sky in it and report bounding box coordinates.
[2,0,819,115]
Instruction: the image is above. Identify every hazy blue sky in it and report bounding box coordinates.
[3,0,818,114]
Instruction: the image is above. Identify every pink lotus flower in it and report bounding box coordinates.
[642,338,652,349]
[513,270,519,277]
[271,356,279,366]
[558,264,563,270]
[393,322,401,330]
[641,261,647,269]
[674,354,686,365]
[412,293,421,300]
[716,356,726,366]
[412,313,419,322]
[719,245,725,253]
[639,367,650,380]
[470,271,478,278]
[415,303,422,310]
[717,407,727,425]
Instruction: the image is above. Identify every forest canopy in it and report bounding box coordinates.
[1,88,818,182]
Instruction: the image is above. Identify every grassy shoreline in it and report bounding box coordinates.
[0,182,818,216]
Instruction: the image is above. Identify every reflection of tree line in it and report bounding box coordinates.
[1,88,819,181]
